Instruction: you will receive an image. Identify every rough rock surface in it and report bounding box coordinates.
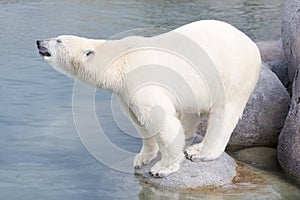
[278,0,300,187]
[229,65,290,149]
[256,40,289,88]
[277,64,300,187]
[136,135,237,189]
[281,0,300,83]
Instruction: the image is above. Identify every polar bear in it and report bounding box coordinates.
[36,20,261,177]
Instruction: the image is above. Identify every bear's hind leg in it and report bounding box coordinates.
[185,104,241,161]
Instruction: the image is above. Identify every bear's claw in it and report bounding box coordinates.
[149,172,160,178]
[184,142,204,161]
[149,154,183,178]
[185,142,220,161]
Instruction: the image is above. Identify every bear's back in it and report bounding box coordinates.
[173,20,261,101]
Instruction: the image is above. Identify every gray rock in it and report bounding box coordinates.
[281,0,300,84]
[256,40,289,88]
[136,135,237,189]
[228,65,290,149]
[278,68,300,187]
[233,147,279,170]
[257,40,285,64]
[278,0,300,187]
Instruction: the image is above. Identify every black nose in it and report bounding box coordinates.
[36,40,41,47]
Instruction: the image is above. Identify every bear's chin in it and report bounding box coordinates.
[49,62,78,79]
[43,56,52,62]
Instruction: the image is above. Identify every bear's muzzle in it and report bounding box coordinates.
[36,40,51,57]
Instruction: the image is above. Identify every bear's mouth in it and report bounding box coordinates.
[36,40,51,57]
[38,47,51,57]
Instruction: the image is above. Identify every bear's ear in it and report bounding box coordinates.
[84,49,95,57]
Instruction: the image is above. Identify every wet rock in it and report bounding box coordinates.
[281,0,300,83]
[138,162,300,199]
[233,147,279,170]
[256,40,289,88]
[228,65,290,149]
[278,68,300,187]
[135,135,237,189]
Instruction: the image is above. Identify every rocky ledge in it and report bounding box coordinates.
[135,135,237,189]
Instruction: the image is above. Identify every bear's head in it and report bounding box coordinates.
[36,35,104,80]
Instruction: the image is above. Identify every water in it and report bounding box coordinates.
[1,0,299,199]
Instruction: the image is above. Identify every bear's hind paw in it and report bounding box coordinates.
[185,142,205,161]
[185,143,220,161]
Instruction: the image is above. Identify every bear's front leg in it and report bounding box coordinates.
[149,115,185,177]
[116,95,160,169]
[128,89,185,177]
[133,126,159,169]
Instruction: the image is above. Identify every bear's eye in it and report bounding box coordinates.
[56,39,62,43]
[85,50,94,56]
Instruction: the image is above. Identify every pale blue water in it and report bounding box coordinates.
[1,0,297,199]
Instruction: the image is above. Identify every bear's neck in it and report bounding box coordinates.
[95,57,126,94]
[89,37,147,94]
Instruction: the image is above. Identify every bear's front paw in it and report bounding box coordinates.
[134,151,158,169]
[149,154,183,178]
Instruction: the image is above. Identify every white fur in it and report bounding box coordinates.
[39,20,261,177]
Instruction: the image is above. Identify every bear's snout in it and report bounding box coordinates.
[36,40,40,46]
[36,40,51,57]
